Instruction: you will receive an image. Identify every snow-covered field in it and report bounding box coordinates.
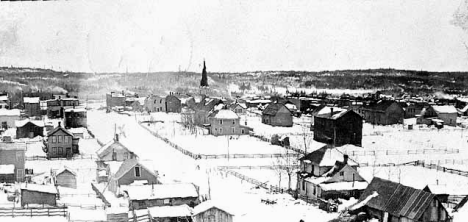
[231,168,298,191]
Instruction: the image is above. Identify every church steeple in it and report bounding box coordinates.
[200,60,208,87]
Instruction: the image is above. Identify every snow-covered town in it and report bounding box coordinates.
[0,61,467,222]
[3,0,468,222]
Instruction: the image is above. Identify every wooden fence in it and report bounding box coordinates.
[249,133,306,154]
[139,121,300,160]
[220,168,290,194]
[346,148,459,156]
[403,161,468,177]
[26,154,96,161]
[0,207,67,217]
[218,165,299,170]
[129,211,150,222]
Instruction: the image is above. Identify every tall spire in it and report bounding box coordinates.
[200,60,208,87]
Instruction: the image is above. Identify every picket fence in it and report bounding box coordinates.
[0,207,67,217]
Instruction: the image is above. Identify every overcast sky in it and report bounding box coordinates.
[0,0,468,73]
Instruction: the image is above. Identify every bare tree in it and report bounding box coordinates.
[272,148,299,191]
[300,123,314,155]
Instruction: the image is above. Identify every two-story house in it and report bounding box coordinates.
[106,91,126,112]
[44,123,80,158]
[145,95,166,112]
[0,141,26,182]
[166,93,182,113]
[261,103,293,127]
[0,109,21,129]
[46,97,80,118]
[313,109,363,147]
[417,105,458,127]
[359,100,404,125]
[23,97,41,117]
[207,109,251,136]
[296,146,367,200]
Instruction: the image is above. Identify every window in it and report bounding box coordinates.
[17,169,23,181]
[58,147,63,155]
[163,199,170,205]
[1,122,7,129]
[64,136,69,143]
[135,166,141,177]
[58,136,63,143]
[302,180,306,190]
[51,136,57,143]
[219,120,223,125]
[340,171,344,176]
[16,152,23,162]
[112,151,117,161]
[219,128,223,134]
[124,152,128,160]
[232,120,235,125]
[241,129,245,134]
[52,147,57,154]
[232,127,235,133]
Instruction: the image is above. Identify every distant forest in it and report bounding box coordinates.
[0,67,466,106]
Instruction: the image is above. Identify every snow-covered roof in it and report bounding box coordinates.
[301,147,358,167]
[0,109,20,116]
[23,97,40,103]
[432,105,457,114]
[304,176,331,185]
[121,183,198,200]
[68,207,107,222]
[65,108,87,112]
[67,127,87,135]
[246,99,271,103]
[0,164,14,174]
[0,95,8,101]
[56,166,77,177]
[192,200,235,216]
[319,181,368,191]
[15,119,45,128]
[349,191,378,211]
[210,109,239,119]
[21,183,58,194]
[0,142,27,150]
[285,103,297,111]
[148,204,192,218]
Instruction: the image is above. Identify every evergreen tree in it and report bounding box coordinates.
[200,61,208,87]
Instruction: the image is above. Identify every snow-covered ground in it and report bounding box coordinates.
[231,168,298,191]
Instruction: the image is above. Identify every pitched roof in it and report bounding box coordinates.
[358,177,443,220]
[432,105,457,114]
[316,109,362,120]
[15,119,45,128]
[299,147,358,167]
[47,126,74,137]
[113,159,157,180]
[192,200,235,216]
[56,166,77,177]
[208,109,239,119]
[365,100,400,112]
[262,103,290,116]
[21,184,58,194]
[96,139,134,159]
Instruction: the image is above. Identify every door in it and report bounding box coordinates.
[66,148,72,158]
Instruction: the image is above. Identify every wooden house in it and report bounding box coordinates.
[0,93,9,109]
[0,142,26,182]
[354,177,451,222]
[261,103,293,127]
[96,134,137,161]
[147,204,193,222]
[145,95,166,112]
[207,109,251,136]
[194,98,223,126]
[54,166,77,189]
[121,183,199,210]
[166,92,182,113]
[313,109,363,147]
[23,97,41,117]
[21,183,58,207]
[64,108,87,128]
[297,147,366,200]
[0,109,21,129]
[106,91,126,112]
[15,119,44,139]
[229,103,247,115]
[360,100,404,125]
[192,200,234,222]
[47,97,80,118]
[44,123,80,158]
[417,105,457,127]
[108,159,160,193]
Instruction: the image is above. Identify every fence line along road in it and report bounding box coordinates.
[0,207,67,217]
[138,121,301,160]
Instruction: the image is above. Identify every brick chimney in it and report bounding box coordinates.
[115,134,119,142]
[330,107,334,118]
[58,122,61,127]
[343,154,349,165]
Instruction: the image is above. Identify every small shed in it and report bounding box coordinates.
[20,183,58,207]
[55,167,77,189]
[15,119,44,139]
[192,200,235,222]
